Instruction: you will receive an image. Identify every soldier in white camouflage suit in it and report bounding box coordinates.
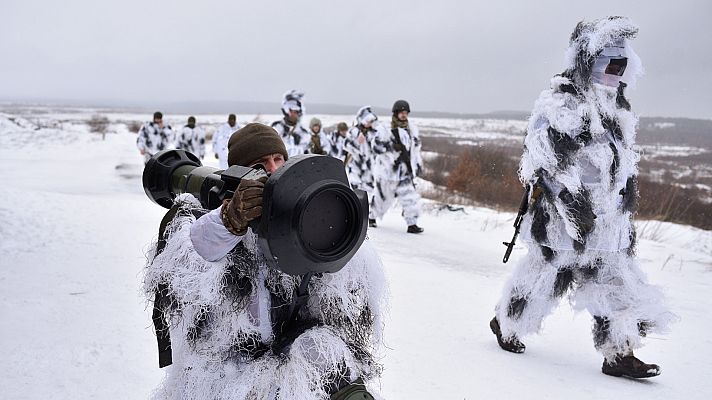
[329,122,351,163]
[136,111,175,164]
[370,100,424,233]
[176,116,206,159]
[213,114,240,169]
[489,16,675,379]
[271,90,310,157]
[343,106,386,226]
[144,123,386,400]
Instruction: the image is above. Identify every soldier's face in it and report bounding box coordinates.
[288,110,300,122]
[249,153,286,174]
[228,117,236,127]
[311,125,320,134]
[339,129,348,137]
[154,118,164,128]
[397,111,409,121]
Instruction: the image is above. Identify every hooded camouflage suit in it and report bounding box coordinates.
[494,17,675,360]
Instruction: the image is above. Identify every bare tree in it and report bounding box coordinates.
[88,115,110,140]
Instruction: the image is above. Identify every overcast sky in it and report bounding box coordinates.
[2,0,710,119]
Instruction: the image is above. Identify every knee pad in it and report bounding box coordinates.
[329,378,374,400]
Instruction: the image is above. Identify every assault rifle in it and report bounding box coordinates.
[391,128,414,177]
[502,184,542,263]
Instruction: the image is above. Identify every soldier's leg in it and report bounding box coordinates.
[571,252,675,378]
[395,177,421,226]
[494,247,573,342]
[371,179,398,221]
[571,252,674,360]
[279,326,376,399]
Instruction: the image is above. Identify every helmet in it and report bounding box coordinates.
[309,117,322,129]
[392,100,410,114]
[336,122,349,131]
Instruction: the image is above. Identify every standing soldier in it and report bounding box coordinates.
[306,117,331,155]
[271,90,310,156]
[213,114,240,169]
[370,100,424,233]
[137,111,174,164]
[330,122,351,163]
[176,116,206,159]
[344,106,385,228]
[489,16,675,379]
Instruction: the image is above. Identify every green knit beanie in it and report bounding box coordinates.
[227,123,288,167]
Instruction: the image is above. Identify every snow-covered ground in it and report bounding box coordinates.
[1,114,711,399]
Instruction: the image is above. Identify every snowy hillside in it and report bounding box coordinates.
[0,113,711,399]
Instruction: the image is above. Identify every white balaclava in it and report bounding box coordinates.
[591,39,627,87]
[562,16,643,90]
[356,106,378,126]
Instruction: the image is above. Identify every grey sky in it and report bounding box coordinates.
[2,0,710,119]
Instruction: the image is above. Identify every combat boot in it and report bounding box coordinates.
[407,224,424,233]
[602,353,661,378]
[489,317,525,353]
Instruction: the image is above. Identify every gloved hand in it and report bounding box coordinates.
[214,153,219,159]
[220,176,268,235]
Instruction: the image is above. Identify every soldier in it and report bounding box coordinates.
[213,114,240,169]
[175,116,206,159]
[370,100,424,233]
[343,106,386,227]
[136,111,174,164]
[271,90,310,156]
[330,121,351,162]
[144,123,386,399]
[489,17,675,379]
[306,117,331,155]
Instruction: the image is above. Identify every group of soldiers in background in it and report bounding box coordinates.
[135,90,425,233]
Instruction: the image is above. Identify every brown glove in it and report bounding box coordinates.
[220,176,267,235]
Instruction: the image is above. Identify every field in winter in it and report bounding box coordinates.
[1,106,711,399]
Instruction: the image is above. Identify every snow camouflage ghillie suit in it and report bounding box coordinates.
[177,124,206,159]
[272,90,310,157]
[144,194,387,400]
[493,17,675,364]
[343,107,385,218]
[137,121,175,164]
[370,113,423,227]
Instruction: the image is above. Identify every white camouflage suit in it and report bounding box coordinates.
[370,118,423,226]
[343,107,384,217]
[272,90,310,157]
[271,119,310,157]
[176,124,206,159]
[213,122,241,169]
[494,17,675,361]
[136,121,175,164]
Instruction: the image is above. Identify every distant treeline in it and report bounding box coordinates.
[421,138,712,231]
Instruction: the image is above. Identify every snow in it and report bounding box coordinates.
[1,112,711,399]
